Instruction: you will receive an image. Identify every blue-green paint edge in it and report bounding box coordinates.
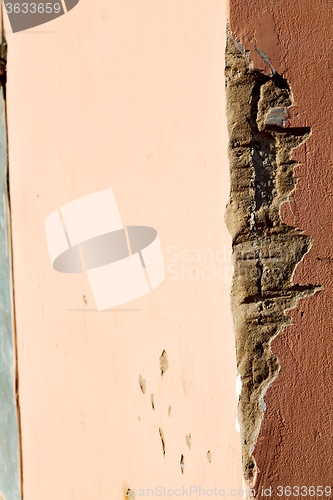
[0,29,22,500]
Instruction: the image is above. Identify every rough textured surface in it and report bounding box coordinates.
[228,0,333,491]
[225,25,320,481]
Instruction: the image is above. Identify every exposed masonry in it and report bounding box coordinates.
[225,25,320,481]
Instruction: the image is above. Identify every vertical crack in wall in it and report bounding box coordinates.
[225,24,321,482]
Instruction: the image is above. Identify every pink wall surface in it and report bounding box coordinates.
[4,0,242,498]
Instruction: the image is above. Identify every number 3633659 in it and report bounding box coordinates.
[5,3,62,14]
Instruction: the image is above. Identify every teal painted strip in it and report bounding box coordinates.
[0,31,22,500]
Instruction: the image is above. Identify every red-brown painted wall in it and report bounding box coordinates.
[229,0,333,493]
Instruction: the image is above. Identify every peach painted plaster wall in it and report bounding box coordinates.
[4,0,242,498]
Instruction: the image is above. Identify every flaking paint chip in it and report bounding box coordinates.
[159,350,169,376]
[180,454,184,474]
[138,375,146,394]
[159,428,165,456]
[186,433,191,450]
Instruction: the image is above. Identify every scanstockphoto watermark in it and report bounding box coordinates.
[166,246,296,283]
[166,246,231,283]
[124,486,256,497]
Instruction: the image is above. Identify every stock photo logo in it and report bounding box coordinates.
[3,0,80,33]
[45,188,165,310]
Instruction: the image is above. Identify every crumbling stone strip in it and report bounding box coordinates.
[225,24,320,481]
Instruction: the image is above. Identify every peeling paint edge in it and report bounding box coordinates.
[225,23,321,482]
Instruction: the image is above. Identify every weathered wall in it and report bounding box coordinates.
[4,0,243,498]
[228,0,333,492]
[4,0,330,496]
[225,25,320,482]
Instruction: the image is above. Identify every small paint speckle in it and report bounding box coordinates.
[83,295,87,305]
[168,405,172,417]
[207,450,212,463]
